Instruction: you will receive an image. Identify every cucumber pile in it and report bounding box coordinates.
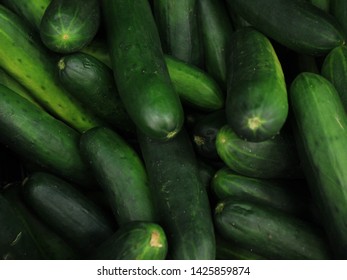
[0,0,347,260]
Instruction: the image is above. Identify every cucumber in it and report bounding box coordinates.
[0,84,95,187]
[214,198,331,259]
[331,0,347,37]
[0,0,51,29]
[81,39,112,68]
[226,27,288,142]
[321,46,347,110]
[101,0,184,140]
[40,0,100,53]
[198,0,233,89]
[165,55,224,111]
[57,52,134,134]
[290,72,347,258]
[153,0,203,66]
[138,128,216,260]
[79,127,157,225]
[22,172,116,254]
[92,222,168,260]
[216,124,303,179]
[0,5,102,132]
[308,0,330,12]
[225,0,345,55]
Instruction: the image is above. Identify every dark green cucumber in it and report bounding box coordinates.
[321,46,347,110]
[81,39,112,68]
[165,55,224,111]
[216,124,303,179]
[308,0,330,12]
[79,127,157,225]
[0,5,102,132]
[0,84,95,187]
[198,0,233,89]
[57,53,134,134]
[226,0,345,55]
[331,0,347,37]
[153,0,203,66]
[226,27,288,142]
[290,72,347,258]
[92,222,168,260]
[214,198,331,259]
[101,0,184,140]
[138,128,215,260]
[22,172,116,254]
[0,193,44,260]
[40,0,100,53]
[211,167,309,216]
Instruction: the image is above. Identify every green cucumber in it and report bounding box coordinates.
[216,124,303,179]
[40,0,100,53]
[79,127,157,225]
[321,46,347,110]
[57,53,134,134]
[226,27,288,142]
[214,198,331,259]
[92,222,168,260]
[0,0,51,29]
[225,0,345,55]
[0,5,102,132]
[81,39,112,67]
[22,172,116,254]
[198,0,233,89]
[101,0,184,140]
[331,0,347,37]
[290,72,347,258]
[308,0,330,12]
[138,128,216,260]
[153,0,203,66]
[0,84,95,187]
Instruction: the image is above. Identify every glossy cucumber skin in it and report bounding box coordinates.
[0,85,95,187]
[138,128,216,260]
[216,125,303,179]
[22,172,116,254]
[40,0,100,53]
[290,72,347,259]
[226,0,345,55]
[321,46,347,110]
[101,0,184,140]
[92,222,168,260]
[79,127,157,225]
[57,53,134,134]
[153,0,203,66]
[214,198,331,260]
[226,27,288,142]
[0,5,102,132]
[331,0,347,37]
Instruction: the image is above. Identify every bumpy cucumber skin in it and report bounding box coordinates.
[226,27,288,142]
[0,5,102,132]
[93,222,168,260]
[80,127,157,225]
[226,0,346,55]
[214,198,331,260]
[101,0,184,140]
[0,85,95,188]
[290,72,347,259]
[40,0,100,53]
[138,128,216,260]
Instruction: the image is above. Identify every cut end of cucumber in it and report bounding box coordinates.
[150,230,163,248]
[57,58,66,70]
[247,116,264,131]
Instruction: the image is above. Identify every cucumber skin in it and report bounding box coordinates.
[331,0,347,37]
[214,198,331,260]
[0,5,102,133]
[290,72,347,259]
[22,172,116,254]
[0,84,95,188]
[101,0,184,140]
[40,0,100,53]
[226,27,288,142]
[138,128,216,260]
[79,127,157,226]
[92,222,168,260]
[226,0,345,55]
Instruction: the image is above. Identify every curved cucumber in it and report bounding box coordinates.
[226,27,288,142]
[40,0,100,53]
